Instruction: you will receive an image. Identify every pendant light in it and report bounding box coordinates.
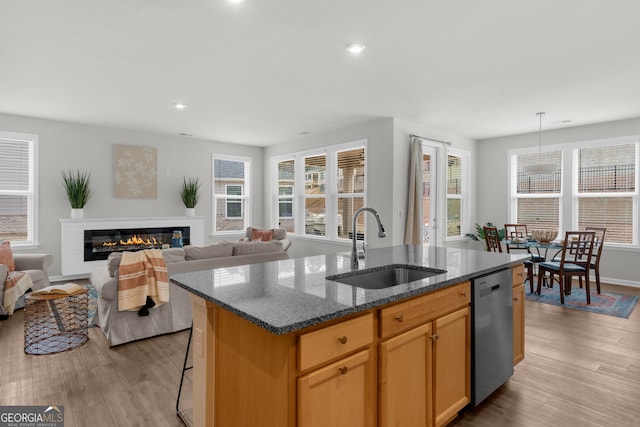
[523,112,556,176]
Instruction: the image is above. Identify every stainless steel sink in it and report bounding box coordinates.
[326,264,447,290]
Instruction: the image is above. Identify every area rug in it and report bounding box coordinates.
[526,285,638,318]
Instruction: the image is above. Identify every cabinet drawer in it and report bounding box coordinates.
[512,264,526,287]
[380,282,470,339]
[298,313,374,372]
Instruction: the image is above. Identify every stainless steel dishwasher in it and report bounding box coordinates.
[471,268,514,406]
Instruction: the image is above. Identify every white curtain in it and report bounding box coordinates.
[404,138,423,245]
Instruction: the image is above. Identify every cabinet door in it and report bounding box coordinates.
[433,307,470,427]
[298,349,374,427]
[512,283,525,365]
[379,322,433,427]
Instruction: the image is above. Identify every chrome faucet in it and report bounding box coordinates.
[351,207,386,269]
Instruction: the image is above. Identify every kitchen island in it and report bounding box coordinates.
[170,245,528,427]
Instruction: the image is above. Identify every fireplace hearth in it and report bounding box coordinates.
[84,227,190,261]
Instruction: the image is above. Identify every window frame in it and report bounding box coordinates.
[0,131,38,248]
[278,185,294,219]
[212,154,251,234]
[509,146,564,233]
[509,136,640,248]
[224,184,244,219]
[270,139,367,242]
[445,147,470,242]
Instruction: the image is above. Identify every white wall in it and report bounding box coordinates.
[478,116,640,286]
[0,112,265,277]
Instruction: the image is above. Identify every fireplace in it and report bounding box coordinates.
[84,227,191,261]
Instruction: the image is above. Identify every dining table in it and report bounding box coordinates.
[504,238,563,261]
[505,238,564,292]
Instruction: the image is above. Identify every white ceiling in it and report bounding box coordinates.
[2,0,640,146]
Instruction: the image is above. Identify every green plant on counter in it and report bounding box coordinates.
[61,170,93,208]
[180,177,201,208]
[465,222,506,242]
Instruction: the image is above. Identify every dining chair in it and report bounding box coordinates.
[483,226,502,253]
[585,227,606,294]
[537,231,596,304]
[504,223,544,293]
[551,227,607,294]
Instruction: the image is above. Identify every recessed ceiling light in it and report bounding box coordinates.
[346,43,366,54]
[228,0,244,3]
[174,103,187,110]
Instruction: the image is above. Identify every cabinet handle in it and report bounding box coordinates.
[513,297,519,302]
[338,336,348,344]
[395,315,404,322]
[431,334,438,341]
[461,292,467,297]
[339,366,349,375]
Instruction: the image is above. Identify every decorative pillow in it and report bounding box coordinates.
[0,241,16,273]
[184,242,234,260]
[107,252,123,277]
[162,247,186,263]
[233,240,284,256]
[246,227,286,241]
[251,228,274,242]
[272,228,287,240]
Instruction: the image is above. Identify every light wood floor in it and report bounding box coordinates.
[1,282,639,426]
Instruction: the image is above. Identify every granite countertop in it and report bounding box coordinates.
[170,245,528,335]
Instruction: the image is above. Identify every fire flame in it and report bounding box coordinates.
[102,235,161,247]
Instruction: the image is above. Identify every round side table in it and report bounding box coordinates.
[24,288,89,355]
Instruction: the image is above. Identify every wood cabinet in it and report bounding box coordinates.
[298,313,375,427]
[512,264,526,365]
[190,274,520,427]
[379,282,470,427]
[379,323,433,427]
[299,349,374,427]
[433,307,471,427]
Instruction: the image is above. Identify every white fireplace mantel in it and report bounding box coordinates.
[60,216,205,276]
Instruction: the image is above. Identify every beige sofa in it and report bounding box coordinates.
[0,253,54,316]
[90,240,289,346]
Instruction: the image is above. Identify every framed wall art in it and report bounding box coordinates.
[114,144,158,199]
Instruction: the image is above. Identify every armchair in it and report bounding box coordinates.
[0,252,53,316]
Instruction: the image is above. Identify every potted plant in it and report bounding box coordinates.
[180,177,201,216]
[61,170,93,219]
[465,222,505,249]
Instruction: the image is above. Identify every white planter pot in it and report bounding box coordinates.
[185,208,195,217]
[71,208,84,219]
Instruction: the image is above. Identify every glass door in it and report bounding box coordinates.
[422,145,438,245]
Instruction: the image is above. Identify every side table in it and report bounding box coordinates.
[24,288,89,355]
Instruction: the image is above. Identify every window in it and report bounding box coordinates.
[336,147,365,240]
[0,132,37,247]
[510,138,639,246]
[512,150,563,231]
[213,156,250,233]
[271,140,366,240]
[304,154,326,236]
[446,150,470,239]
[577,143,636,244]
[225,185,243,218]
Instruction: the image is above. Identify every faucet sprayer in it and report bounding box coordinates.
[351,207,386,269]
